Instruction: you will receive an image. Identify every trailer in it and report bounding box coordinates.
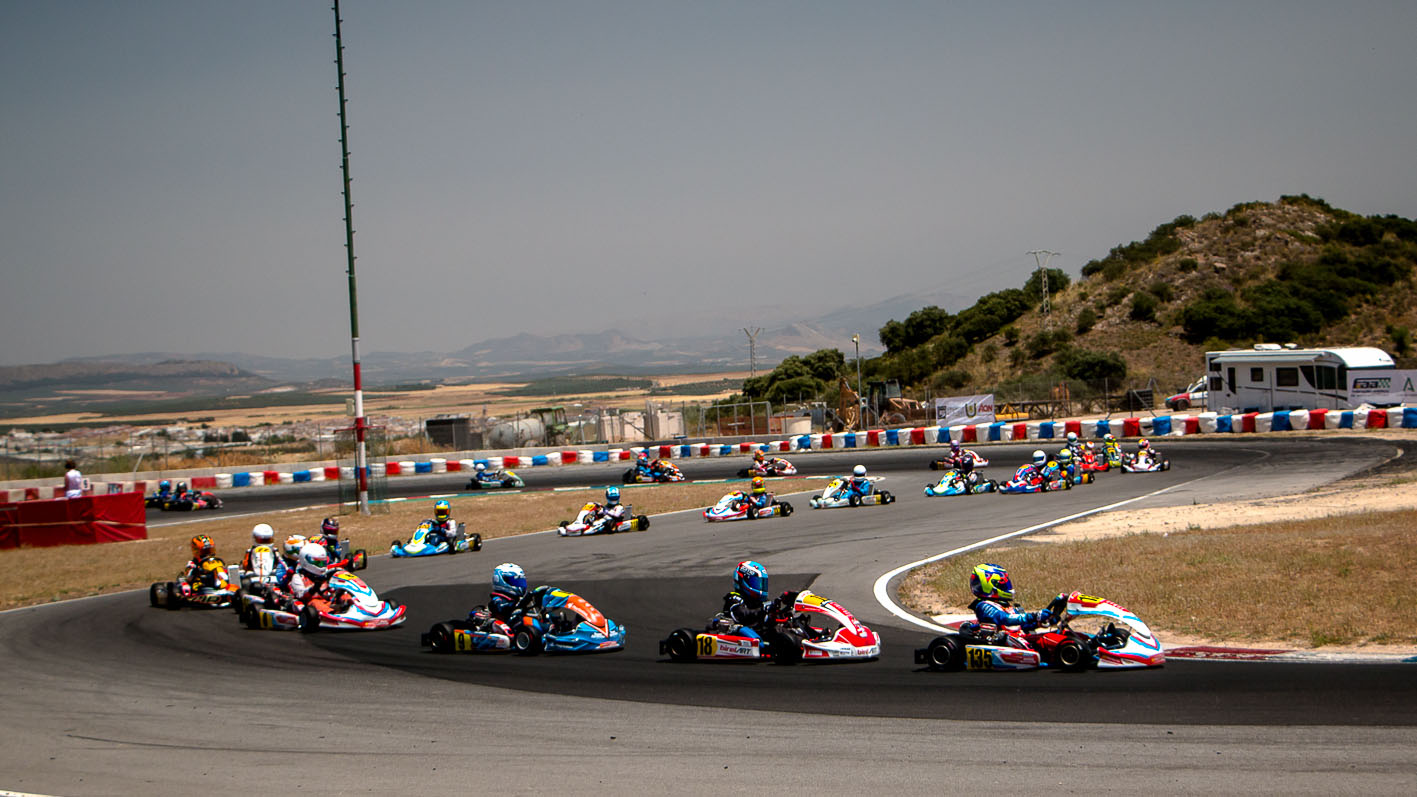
[1204,345,1395,413]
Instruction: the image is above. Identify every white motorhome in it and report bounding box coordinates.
[1205,344,1395,413]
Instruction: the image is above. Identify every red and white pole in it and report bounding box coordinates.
[333,0,368,514]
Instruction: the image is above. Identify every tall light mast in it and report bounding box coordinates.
[332,0,368,514]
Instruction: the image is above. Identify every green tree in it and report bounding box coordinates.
[1075,307,1097,335]
[1057,349,1128,382]
[1130,293,1159,322]
[1022,268,1071,305]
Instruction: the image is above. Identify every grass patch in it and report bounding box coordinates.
[903,509,1417,648]
[0,478,829,611]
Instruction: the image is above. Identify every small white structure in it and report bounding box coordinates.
[1205,344,1395,412]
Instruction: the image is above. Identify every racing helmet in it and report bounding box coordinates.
[1031,450,1046,466]
[1104,433,1116,443]
[959,456,974,474]
[190,534,214,560]
[297,543,329,577]
[1085,441,1096,452]
[751,476,766,495]
[1057,449,1072,463]
[637,449,649,461]
[1066,431,1078,444]
[434,500,451,522]
[321,517,339,538]
[969,563,1014,602]
[474,462,485,472]
[605,486,621,506]
[176,481,188,494]
[159,479,171,492]
[733,560,769,603]
[753,450,765,462]
[283,534,307,559]
[251,523,275,544]
[1138,438,1151,450]
[853,464,867,478]
[492,562,527,600]
[950,440,961,452]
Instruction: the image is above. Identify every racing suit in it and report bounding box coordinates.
[182,556,229,590]
[597,502,628,531]
[844,476,873,498]
[635,456,654,479]
[423,518,456,547]
[711,591,772,639]
[744,491,774,514]
[274,568,330,609]
[240,545,287,585]
[970,598,1051,635]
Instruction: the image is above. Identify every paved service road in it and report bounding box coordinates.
[5,437,1416,795]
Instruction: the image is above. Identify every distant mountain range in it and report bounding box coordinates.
[5,285,975,391]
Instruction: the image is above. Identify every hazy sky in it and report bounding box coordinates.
[3,1,1416,366]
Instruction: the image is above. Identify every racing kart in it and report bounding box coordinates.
[1077,448,1111,473]
[659,589,880,664]
[998,465,1072,494]
[924,469,999,496]
[149,567,238,610]
[557,503,651,537]
[325,537,369,571]
[702,491,794,521]
[1121,451,1171,473]
[466,468,525,490]
[390,521,482,558]
[1103,443,1124,469]
[807,477,895,508]
[421,585,626,655]
[623,460,685,484]
[736,457,797,478]
[238,569,407,632]
[149,490,223,511]
[928,450,990,470]
[914,591,1164,672]
[225,544,283,613]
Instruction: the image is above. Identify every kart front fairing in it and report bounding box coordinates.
[529,587,627,652]
[925,470,996,496]
[245,570,406,631]
[704,492,753,521]
[390,521,470,557]
[792,590,881,660]
[1058,592,1164,668]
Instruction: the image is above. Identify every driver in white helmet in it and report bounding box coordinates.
[845,464,874,499]
[272,542,335,609]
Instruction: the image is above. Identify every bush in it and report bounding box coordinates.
[1180,287,1248,343]
[1057,349,1128,383]
[1130,293,1158,322]
[1388,324,1412,356]
[1178,258,1199,272]
[1002,326,1020,347]
[1075,307,1097,335]
[1023,268,1071,305]
[979,343,997,364]
[931,336,970,368]
[1025,328,1073,359]
[1105,286,1131,307]
[935,369,971,390]
[1147,282,1175,303]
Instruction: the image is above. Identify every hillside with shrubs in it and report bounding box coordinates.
[738,195,1417,410]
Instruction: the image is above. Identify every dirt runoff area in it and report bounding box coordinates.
[903,435,1417,656]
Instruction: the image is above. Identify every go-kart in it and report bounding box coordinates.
[324,537,369,571]
[226,544,284,613]
[148,490,222,511]
[736,457,797,478]
[557,502,650,537]
[390,521,482,558]
[998,465,1072,494]
[422,585,626,654]
[149,566,238,610]
[466,468,524,490]
[1103,443,1124,469]
[702,491,794,521]
[928,450,990,470]
[807,477,895,508]
[924,469,999,496]
[1121,451,1171,473]
[238,569,406,632]
[914,591,1164,671]
[659,589,880,663]
[623,460,685,484]
[1077,448,1111,473]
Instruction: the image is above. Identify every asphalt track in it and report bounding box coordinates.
[6,438,1417,795]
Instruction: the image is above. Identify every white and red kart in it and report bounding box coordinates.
[659,589,880,663]
[237,570,406,632]
[702,491,794,521]
[557,502,651,537]
[1121,450,1171,473]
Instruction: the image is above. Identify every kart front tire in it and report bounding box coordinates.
[1054,639,1090,672]
[664,629,696,662]
[512,629,542,656]
[299,605,321,634]
[925,635,965,671]
[848,494,861,507]
[880,491,895,504]
[428,623,455,653]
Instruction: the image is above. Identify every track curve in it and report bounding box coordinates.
[7,437,1417,795]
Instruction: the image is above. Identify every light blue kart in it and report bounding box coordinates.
[421,585,627,655]
[924,469,999,496]
[389,521,481,558]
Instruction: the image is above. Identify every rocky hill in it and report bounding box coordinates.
[933,195,1417,397]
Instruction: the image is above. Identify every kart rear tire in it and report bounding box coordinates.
[1054,639,1090,672]
[924,635,965,671]
[779,501,793,516]
[736,468,750,478]
[848,494,861,507]
[149,582,166,608]
[428,622,455,653]
[929,460,941,471]
[352,550,368,570]
[163,582,182,610]
[512,629,542,656]
[471,533,483,551]
[663,629,697,662]
[622,469,635,484]
[299,604,321,634]
[880,491,895,504]
[636,515,650,530]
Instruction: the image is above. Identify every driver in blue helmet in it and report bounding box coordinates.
[968,563,1056,632]
[711,560,781,639]
[483,562,528,624]
[155,479,174,501]
[635,449,654,479]
[422,500,456,547]
[596,486,628,531]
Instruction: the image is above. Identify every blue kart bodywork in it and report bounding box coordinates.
[390,521,482,558]
[422,585,626,655]
[924,470,999,496]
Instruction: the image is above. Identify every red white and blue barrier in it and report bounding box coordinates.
[1,407,1413,503]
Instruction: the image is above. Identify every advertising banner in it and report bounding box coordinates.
[934,394,996,426]
[1348,370,1417,406]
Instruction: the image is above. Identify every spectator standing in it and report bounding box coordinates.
[63,459,85,499]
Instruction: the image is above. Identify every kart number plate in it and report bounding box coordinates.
[454,630,477,652]
[966,646,995,670]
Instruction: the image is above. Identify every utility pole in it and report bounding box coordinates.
[333,0,369,514]
[743,327,762,377]
[1029,249,1059,328]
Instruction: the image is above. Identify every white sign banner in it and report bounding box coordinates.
[934,394,996,426]
[1348,369,1417,405]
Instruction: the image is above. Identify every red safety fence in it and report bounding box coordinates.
[0,492,147,549]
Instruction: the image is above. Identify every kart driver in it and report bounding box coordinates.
[1019,450,1048,485]
[480,562,529,627]
[743,476,774,514]
[946,440,970,470]
[710,560,795,640]
[1102,433,1121,462]
[472,462,498,484]
[1136,438,1160,462]
[182,535,229,590]
[272,543,335,608]
[1065,431,1083,460]
[844,464,873,498]
[956,456,981,491]
[1055,448,1076,482]
[280,534,307,570]
[242,523,277,568]
[635,450,654,479]
[969,563,1055,632]
[423,500,456,547]
[594,486,629,531]
[155,479,174,501]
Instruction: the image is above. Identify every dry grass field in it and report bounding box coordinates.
[0,479,828,610]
